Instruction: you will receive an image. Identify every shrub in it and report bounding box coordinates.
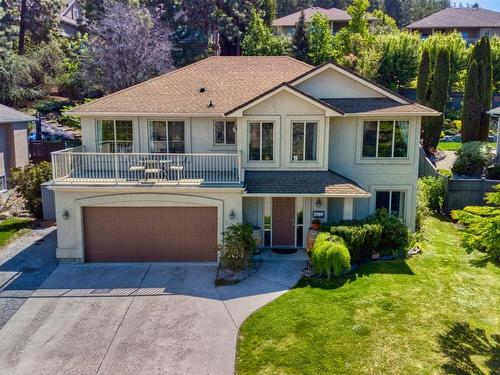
[10,162,52,218]
[368,209,409,256]
[418,176,447,214]
[311,233,351,279]
[486,165,500,180]
[452,142,493,177]
[218,223,256,272]
[329,223,382,263]
[438,169,452,178]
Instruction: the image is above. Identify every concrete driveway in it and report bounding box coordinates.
[0,251,306,375]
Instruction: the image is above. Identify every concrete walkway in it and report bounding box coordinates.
[0,250,306,375]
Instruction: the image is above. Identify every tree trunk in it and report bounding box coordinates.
[18,0,27,54]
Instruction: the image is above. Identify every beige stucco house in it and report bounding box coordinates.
[0,104,33,192]
[52,56,438,263]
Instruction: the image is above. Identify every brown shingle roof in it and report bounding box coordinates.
[0,104,35,124]
[321,98,439,115]
[72,56,313,115]
[407,7,500,29]
[272,6,376,27]
[245,170,370,196]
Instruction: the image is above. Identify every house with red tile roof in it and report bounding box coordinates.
[51,56,438,263]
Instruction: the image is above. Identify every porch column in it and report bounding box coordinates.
[342,197,354,221]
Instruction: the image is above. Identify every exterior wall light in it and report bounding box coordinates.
[62,210,70,220]
[229,209,236,220]
[315,198,322,208]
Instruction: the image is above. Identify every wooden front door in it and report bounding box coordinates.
[272,197,295,246]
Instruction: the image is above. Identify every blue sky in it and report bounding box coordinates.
[453,0,500,11]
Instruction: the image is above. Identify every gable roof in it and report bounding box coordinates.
[407,7,500,29]
[272,7,376,27]
[321,98,438,115]
[70,56,313,116]
[0,104,35,124]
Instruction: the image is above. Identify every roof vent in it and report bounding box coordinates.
[208,100,214,108]
[199,87,206,93]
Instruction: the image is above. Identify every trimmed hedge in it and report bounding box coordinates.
[311,233,351,280]
[329,224,382,263]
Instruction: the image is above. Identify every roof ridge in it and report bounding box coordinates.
[71,56,218,112]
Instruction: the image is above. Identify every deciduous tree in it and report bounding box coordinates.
[307,12,334,65]
[241,9,287,56]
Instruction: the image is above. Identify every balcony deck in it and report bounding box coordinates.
[51,147,243,187]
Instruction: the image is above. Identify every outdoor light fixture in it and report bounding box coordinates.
[315,199,322,208]
[229,209,236,220]
[62,210,69,220]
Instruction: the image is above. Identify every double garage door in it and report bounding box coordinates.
[83,207,218,262]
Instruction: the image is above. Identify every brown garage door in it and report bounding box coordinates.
[83,207,218,262]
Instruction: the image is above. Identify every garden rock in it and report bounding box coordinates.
[216,259,262,286]
[407,246,421,258]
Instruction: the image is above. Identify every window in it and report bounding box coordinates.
[248,122,273,161]
[291,121,318,161]
[362,120,409,158]
[376,190,406,218]
[148,120,185,153]
[214,121,236,145]
[0,174,6,192]
[96,120,133,153]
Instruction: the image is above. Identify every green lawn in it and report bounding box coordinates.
[438,141,496,151]
[236,217,500,375]
[0,218,32,248]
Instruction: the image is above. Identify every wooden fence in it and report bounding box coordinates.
[445,178,498,213]
[29,141,66,163]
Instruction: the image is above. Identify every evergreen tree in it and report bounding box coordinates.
[423,48,450,152]
[307,12,334,65]
[292,10,308,62]
[262,0,276,27]
[241,8,287,56]
[462,60,481,142]
[0,0,17,57]
[416,49,431,105]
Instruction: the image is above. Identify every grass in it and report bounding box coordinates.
[236,216,500,375]
[0,218,32,248]
[438,141,496,152]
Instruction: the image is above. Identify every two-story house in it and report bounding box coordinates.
[52,56,438,263]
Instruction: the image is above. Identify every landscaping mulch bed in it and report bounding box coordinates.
[215,259,263,286]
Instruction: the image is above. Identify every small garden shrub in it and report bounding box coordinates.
[367,209,410,257]
[417,176,446,230]
[452,142,493,177]
[218,223,256,272]
[329,223,382,263]
[486,165,500,180]
[311,233,350,279]
[10,162,52,218]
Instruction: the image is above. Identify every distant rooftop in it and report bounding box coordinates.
[0,104,35,124]
[272,6,376,27]
[407,7,500,29]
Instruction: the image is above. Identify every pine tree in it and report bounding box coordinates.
[416,49,431,105]
[0,0,17,57]
[423,48,450,152]
[292,10,308,62]
[262,0,276,27]
[462,60,481,142]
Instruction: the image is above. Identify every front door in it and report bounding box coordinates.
[272,197,295,247]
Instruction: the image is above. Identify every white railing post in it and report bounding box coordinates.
[114,153,119,184]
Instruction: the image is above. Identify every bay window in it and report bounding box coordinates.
[148,120,185,153]
[214,120,236,145]
[248,122,274,161]
[362,120,409,158]
[96,120,133,153]
[291,121,318,161]
[375,190,406,219]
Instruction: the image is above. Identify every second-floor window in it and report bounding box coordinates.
[292,121,317,161]
[249,122,273,161]
[214,120,236,145]
[148,120,185,153]
[362,120,409,158]
[96,120,133,153]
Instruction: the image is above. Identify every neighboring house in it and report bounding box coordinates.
[0,105,34,192]
[272,7,377,38]
[52,56,438,263]
[406,7,500,43]
[60,0,81,37]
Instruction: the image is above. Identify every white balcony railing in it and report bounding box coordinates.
[51,147,242,186]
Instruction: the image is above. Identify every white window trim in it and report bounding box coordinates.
[290,121,319,163]
[356,117,416,165]
[213,120,236,146]
[0,174,7,192]
[95,119,135,153]
[247,121,276,163]
[370,184,412,225]
[147,119,186,153]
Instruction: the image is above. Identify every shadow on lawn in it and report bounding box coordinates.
[438,322,500,375]
[297,258,414,290]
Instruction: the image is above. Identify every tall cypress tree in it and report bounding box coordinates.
[292,10,308,62]
[262,0,276,27]
[462,60,481,142]
[423,48,450,152]
[416,49,431,105]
